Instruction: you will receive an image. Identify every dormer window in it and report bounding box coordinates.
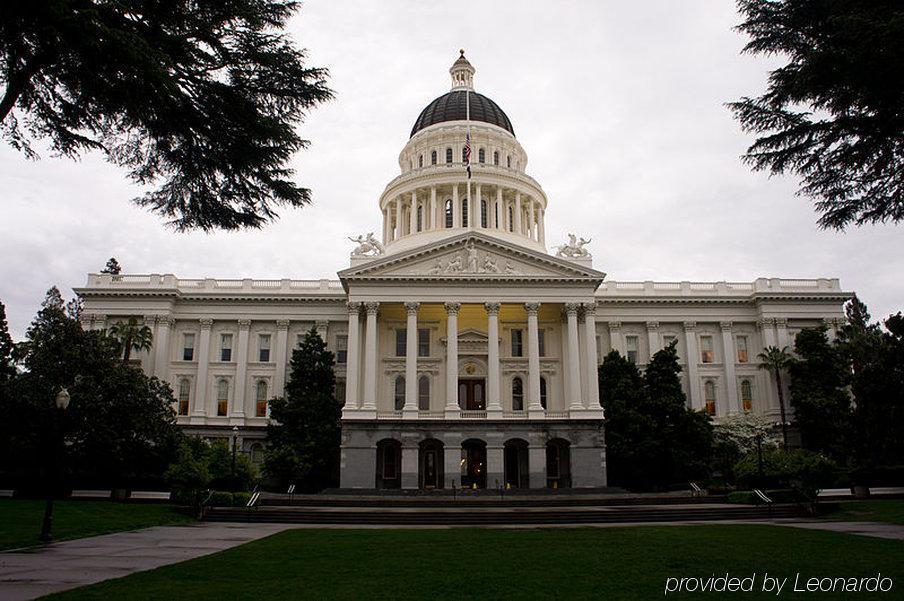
[446,148,453,163]
[493,151,499,165]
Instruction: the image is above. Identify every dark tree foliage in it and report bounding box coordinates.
[0,301,15,382]
[788,326,852,463]
[101,257,121,275]
[730,0,904,229]
[2,288,182,489]
[836,297,904,469]
[264,327,340,491]
[0,1,332,231]
[600,344,714,491]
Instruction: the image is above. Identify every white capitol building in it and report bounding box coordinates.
[77,52,850,490]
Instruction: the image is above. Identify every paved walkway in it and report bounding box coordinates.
[771,519,904,541]
[0,522,289,601]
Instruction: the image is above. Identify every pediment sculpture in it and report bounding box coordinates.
[425,242,520,275]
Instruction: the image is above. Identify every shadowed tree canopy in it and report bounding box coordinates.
[729,0,904,229]
[0,1,332,231]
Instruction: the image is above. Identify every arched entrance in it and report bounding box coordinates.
[503,438,529,489]
[460,439,487,489]
[419,439,444,489]
[546,439,572,489]
[375,439,401,489]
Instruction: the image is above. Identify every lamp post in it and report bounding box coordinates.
[39,388,70,543]
[230,425,239,488]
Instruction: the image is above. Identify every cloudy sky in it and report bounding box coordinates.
[2,0,902,339]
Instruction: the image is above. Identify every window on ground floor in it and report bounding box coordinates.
[217,379,229,416]
[741,379,753,412]
[418,376,430,410]
[255,380,268,417]
[704,380,716,416]
[178,378,190,415]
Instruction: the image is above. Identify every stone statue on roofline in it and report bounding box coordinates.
[554,233,592,258]
[348,233,385,257]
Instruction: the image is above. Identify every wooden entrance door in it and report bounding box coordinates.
[458,379,486,410]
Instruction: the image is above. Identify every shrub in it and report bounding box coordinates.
[734,448,837,495]
[232,492,252,507]
[727,489,799,504]
[206,491,234,506]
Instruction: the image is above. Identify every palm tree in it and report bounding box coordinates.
[109,317,153,364]
[758,345,792,448]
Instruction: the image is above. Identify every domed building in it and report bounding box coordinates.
[76,52,850,490]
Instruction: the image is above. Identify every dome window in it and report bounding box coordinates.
[493,151,499,165]
[507,155,512,168]
[431,150,437,165]
[417,205,423,232]
[508,206,514,232]
[461,198,469,227]
[445,199,453,228]
[446,148,453,164]
[480,199,488,228]
[478,148,485,164]
[418,154,424,168]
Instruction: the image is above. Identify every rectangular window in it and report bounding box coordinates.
[182,333,195,361]
[217,380,229,416]
[336,335,348,364]
[736,335,749,363]
[538,329,546,357]
[626,335,639,364]
[700,335,714,363]
[258,334,271,363]
[178,379,190,416]
[511,329,524,357]
[335,380,346,406]
[220,333,232,362]
[395,329,406,357]
[418,328,430,357]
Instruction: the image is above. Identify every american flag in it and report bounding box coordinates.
[464,132,472,178]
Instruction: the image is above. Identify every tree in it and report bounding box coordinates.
[729,1,904,229]
[101,258,121,275]
[0,300,15,383]
[788,326,852,462]
[757,346,792,448]
[1,1,332,231]
[264,327,340,491]
[108,316,153,363]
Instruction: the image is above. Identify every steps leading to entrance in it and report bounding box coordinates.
[204,503,806,525]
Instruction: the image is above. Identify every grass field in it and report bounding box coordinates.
[0,499,192,551]
[44,525,904,600]
[824,500,904,525]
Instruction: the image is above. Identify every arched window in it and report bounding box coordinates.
[480,199,488,228]
[508,206,514,232]
[540,377,548,410]
[394,376,405,411]
[461,198,469,227]
[741,380,753,412]
[217,379,229,416]
[446,147,453,163]
[507,155,512,168]
[704,381,716,416]
[495,203,499,228]
[418,376,430,410]
[418,154,423,168]
[416,205,423,232]
[462,147,468,163]
[178,378,190,416]
[255,380,268,417]
[512,377,524,411]
[444,199,453,228]
[431,150,437,165]
[478,148,485,163]
[493,151,499,165]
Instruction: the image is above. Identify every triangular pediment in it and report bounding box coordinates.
[338,232,606,283]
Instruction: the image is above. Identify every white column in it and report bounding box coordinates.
[514,192,523,235]
[232,319,250,418]
[495,187,503,229]
[362,302,379,411]
[775,318,791,349]
[273,320,289,397]
[343,304,360,411]
[452,185,461,228]
[485,302,501,414]
[409,191,417,234]
[760,317,777,347]
[445,302,460,415]
[475,183,482,228]
[193,318,212,418]
[583,303,600,409]
[153,315,173,380]
[394,196,403,238]
[565,303,582,410]
[646,321,660,359]
[683,321,702,410]
[538,207,546,245]
[525,302,542,413]
[382,208,389,244]
[609,321,623,355]
[404,302,419,416]
[430,186,437,231]
[721,321,740,414]
[528,200,536,240]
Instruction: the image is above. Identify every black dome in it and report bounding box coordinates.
[410,90,515,138]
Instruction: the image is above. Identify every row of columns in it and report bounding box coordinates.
[382,184,545,244]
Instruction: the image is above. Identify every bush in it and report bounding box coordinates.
[165,438,258,506]
[727,489,799,504]
[734,448,837,495]
[206,491,234,506]
[232,492,252,507]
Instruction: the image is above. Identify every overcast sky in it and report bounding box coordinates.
[2,0,902,340]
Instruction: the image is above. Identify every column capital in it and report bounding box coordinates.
[444,301,461,316]
[144,315,157,326]
[524,302,540,315]
[646,320,660,330]
[720,321,733,331]
[682,321,697,331]
[563,302,581,315]
[276,319,290,330]
[608,321,622,331]
[364,301,380,315]
[582,302,597,317]
[484,302,501,315]
[315,319,330,330]
[758,317,776,327]
[404,301,420,315]
[238,319,252,330]
[199,318,213,330]
[156,315,175,328]
[774,317,788,327]
[346,301,362,315]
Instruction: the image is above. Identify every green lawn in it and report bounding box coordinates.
[0,499,192,551]
[45,525,904,600]
[823,500,904,525]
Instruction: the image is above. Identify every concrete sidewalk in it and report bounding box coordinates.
[771,519,904,540]
[0,522,289,601]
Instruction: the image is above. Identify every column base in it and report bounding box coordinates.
[444,407,461,419]
[528,407,546,420]
[569,408,605,420]
[402,407,419,420]
[486,408,503,420]
[342,408,376,420]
